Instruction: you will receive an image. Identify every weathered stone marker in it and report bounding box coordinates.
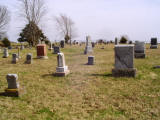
[150,38,158,49]
[12,53,18,64]
[25,53,32,64]
[87,56,95,65]
[60,40,65,48]
[17,47,21,59]
[53,46,60,54]
[92,42,95,48]
[55,53,70,76]
[134,41,145,58]
[48,42,53,50]
[3,48,9,58]
[112,45,136,77]
[115,37,118,45]
[20,45,24,50]
[5,74,20,97]
[37,44,48,59]
[84,36,93,54]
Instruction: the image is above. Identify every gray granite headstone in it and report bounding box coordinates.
[88,56,94,65]
[6,74,19,89]
[12,53,18,64]
[134,41,145,58]
[53,46,60,54]
[150,38,158,49]
[26,53,32,64]
[112,45,136,77]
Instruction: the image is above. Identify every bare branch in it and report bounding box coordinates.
[54,14,77,43]
[0,6,10,34]
[18,0,46,25]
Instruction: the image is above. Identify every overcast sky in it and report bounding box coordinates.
[0,0,160,42]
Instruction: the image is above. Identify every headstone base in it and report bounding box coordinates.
[4,88,22,97]
[55,70,70,76]
[150,45,158,49]
[25,60,32,64]
[48,48,53,50]
[55,66,70,76]
[37,56,48,59]
[112,68,136,77]
[135,53,145,58]
[12,59,18,64]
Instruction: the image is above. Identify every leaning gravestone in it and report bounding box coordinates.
[25,53,32,64]
[53,46,60,54]
[12,53,18,64]
[87,56,95,65]
[3,48,9,58]
[60,40,65,48]
[4,74,20,97]
[37,44,48,59]
[55,53,70,76]
[134,41,145,58]
[150,38,158,49]
[84,36,93,54]
[112,45,136,77]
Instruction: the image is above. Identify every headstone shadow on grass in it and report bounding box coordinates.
[91,73,112,77]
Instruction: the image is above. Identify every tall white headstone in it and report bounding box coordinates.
[55,53,70,76]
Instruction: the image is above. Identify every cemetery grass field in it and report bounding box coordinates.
[0,44,160,120]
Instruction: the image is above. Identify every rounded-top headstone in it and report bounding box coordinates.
[6,74,19,89]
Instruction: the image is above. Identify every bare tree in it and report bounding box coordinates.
[0,6,10,35]
[18,0,47,46]
[18,0,46,25]
[55,14,77,44]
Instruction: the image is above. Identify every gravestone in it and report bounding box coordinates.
[60,41,65,48]
[48,42,53,50]
[20,45,24,50]
[37,44,48,59]
[3,48,9,58]
[12,53,18,64]
[87,56,94,65]
[5,74,20,97]
[112,45,136,77]
[134,41,145,58]
[84,36,93,54]
[17,47,21,58]
[150,38,158,49]
[55,53,70,76]
[8,46,12,50]
[92,42,95,48]
[53,46,60,54]
[115,37,118,45]
[25,53,32,64]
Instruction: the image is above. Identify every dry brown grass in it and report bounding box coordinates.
[0,44,160,120]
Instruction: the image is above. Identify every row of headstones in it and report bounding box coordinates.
[115,37,159,49]
[1,37,157,97]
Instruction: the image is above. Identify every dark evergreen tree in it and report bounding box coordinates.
[2,37,10,47]
[18,21,48,46]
